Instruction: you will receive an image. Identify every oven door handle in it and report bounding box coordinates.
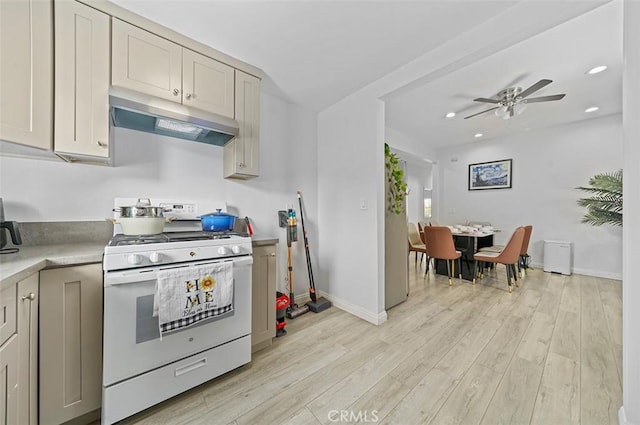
[104,256,252,287]
[105,271,158,286]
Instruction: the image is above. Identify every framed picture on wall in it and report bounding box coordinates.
[468,159,513,190]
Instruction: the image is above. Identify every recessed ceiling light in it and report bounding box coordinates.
[445,112,456,118]
[474,133,483,138]
[587,65,607,75]
[585,106,599,113]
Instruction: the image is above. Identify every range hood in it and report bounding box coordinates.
[109,87,238,146]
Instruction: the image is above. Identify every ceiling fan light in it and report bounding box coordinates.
[495,106,507,117]
[514,102,527,116]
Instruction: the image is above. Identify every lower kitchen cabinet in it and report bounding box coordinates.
[39,263,102,425]
[251,243,277,353]
[0,273,38,425]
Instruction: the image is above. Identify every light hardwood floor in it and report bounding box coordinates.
[117,261,622,425]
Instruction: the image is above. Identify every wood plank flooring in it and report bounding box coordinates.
[115,262,622,425]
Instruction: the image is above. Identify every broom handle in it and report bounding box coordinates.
[297,191,317,302]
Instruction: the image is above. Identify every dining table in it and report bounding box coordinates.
[433,228,497,281]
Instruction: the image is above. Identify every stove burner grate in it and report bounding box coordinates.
[108,231,249,246]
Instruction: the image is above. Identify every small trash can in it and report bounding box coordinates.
[543,240,573,275]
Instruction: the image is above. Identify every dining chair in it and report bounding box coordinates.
[423,226,462,285]
[517,225,533,277]
[473,227,525,293]
[479,224,533,277]
[407,222,427,266]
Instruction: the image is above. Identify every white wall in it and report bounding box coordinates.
[318,95,386,324]
[621,1,640,423]
[0,93,319,297]
[435,114,623,279]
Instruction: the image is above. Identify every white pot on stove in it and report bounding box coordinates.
[119,217,165,235]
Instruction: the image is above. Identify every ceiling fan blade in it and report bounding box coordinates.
[464,107,499,119]
[518,79,552,99]
[473,97,501,104]
[523,94,566,103]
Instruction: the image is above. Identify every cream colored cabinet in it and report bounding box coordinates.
[251,244,277,353]
[112,19,234,118]
[224,71,261,179]
[39,264,103,425]
[0,273,38,425]
[0,0,53,150]
[54,1,111,159]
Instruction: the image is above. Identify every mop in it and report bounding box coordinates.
[298,191,332,313]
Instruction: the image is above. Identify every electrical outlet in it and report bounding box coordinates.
[360,199,368,210]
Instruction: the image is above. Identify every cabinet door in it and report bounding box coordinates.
[251,245,276,352]
[16,274,38,425]
[54,1,110,158]
[183,49,234,118]
[39,264,103,425]
[224,71,260,179]
[112,18,182,103]
[0,0,52,150]
[0,334,18,425]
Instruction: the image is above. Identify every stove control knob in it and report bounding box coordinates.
[231,245,241,254]
[149,252,162,263]
[127,254,143,265]
[217,246,230,255]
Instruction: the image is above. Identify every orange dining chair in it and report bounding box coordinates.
[473,227,525,293]
[424,226,462,285]
[407,222,427,266]
[479,224,533,278]
[517,225,533,277]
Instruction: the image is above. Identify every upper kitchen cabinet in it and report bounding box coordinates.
[0,0,53,150]
[224,71,261,179]
[112,19,234,119]
[54,1,111,160]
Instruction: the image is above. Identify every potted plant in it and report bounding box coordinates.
[385,143,407,215]
[576,169,622,226]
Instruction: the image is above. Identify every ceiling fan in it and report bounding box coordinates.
[464,79,566,120]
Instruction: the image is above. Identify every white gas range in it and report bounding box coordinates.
[102,199,253,424]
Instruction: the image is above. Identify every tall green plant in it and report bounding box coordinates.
[385,143,407,215]
[576,169,623,226]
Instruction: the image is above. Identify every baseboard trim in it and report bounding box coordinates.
[317,290,387,325]
[619,406,639,425]
[529,262,621,281]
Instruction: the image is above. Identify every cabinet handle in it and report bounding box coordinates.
[97,140,107,148]
[173,88,180,96]
[270,253,276,257]
[21,292,36,301]
[185,93,192,100]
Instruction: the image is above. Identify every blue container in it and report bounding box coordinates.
[199,209,236,232]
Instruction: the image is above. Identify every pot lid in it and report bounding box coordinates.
[199,209,235,218]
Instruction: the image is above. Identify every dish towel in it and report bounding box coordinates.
[153,262,234,335]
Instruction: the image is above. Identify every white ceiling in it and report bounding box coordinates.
[109,0,623,149]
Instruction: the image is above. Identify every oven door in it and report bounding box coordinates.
[102,256,252,387]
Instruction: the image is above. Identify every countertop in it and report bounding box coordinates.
[1,236,278,288]
[0,242,105,287]
[251,236,278,246]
